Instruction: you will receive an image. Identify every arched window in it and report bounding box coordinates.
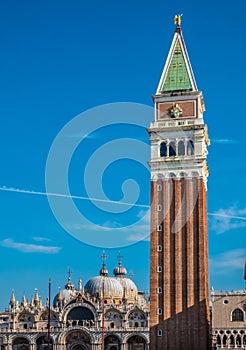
[232,308,244,322]
[178,141,185,156]
[169,141,176,157]
[187,140,194,155]
[66,331,90,346]
[216,335,221,346]
[13,337,30,350]
[128,335,147,345]
[67,306,94,323]
[36,335,53,350]
[229,335,235,346]
[104,335,121,349]
[222,335,227,346]
[160,142,167,157]
[236,334,241,346]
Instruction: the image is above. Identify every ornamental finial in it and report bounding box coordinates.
[174,14,182,27]
[117,251,123,266]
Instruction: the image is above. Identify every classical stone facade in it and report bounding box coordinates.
[211,289,246,349]
[0,259,149,350]
[148,20,210,349]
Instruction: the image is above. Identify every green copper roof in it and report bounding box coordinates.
[161,40,192,92]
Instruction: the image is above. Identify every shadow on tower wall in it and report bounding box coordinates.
[150,299,210,350]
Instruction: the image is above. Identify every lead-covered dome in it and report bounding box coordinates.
[113,258,138,301]
[84,261,124,300]
[53,272,76,307]
[84,276,123,299]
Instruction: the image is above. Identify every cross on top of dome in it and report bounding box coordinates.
[65,267,74,290]
[114,252,127,277]
[100,250,108,277]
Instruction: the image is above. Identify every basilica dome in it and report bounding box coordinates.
[84,276,124,299]
[113,260,138,301]
[84,261,124,300]
[53,273,76,307]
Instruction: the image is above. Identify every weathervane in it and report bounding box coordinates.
[174,14,183,27]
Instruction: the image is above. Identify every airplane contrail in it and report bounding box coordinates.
[1,186,246,221]
[0,186,149,208]
[208,212,246,221]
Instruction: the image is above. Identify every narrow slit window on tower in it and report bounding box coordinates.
[160,141,167,157]
[157,329,162,337]
[157,308,163,315]
[187,140,194,155]
[157,225,162,231]
[169,141,176,157]
[157,184,162,191]
[157,287,162,294]
[157,266,162,272]
[157,204,162,211]
[157,245,162,252]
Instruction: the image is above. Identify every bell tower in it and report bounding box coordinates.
[149,16,210,350]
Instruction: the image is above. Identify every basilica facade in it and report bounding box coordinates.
[0,258,149,350]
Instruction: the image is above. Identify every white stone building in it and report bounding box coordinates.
[211,289,246,349]
[0,258,149,350]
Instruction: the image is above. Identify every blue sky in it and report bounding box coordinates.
[0,0,246,309]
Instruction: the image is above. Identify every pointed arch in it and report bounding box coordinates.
[222,335,227,346]
[229,334,235,346]
[232,308,244,322]
[216,335,221,346]
[236,334,241,346]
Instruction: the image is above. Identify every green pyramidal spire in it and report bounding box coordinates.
[161,40,192,92]
[156,23,197,95]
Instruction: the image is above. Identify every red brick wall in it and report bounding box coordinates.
[149,178,210,350]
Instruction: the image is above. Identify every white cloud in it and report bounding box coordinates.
[209,206,246,234]
[209,249,246,275]
[66,210,150,243]
[32,236,51,242]
[1,238,61,254]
